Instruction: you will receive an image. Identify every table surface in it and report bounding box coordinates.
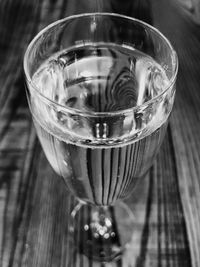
[0,0,200,266]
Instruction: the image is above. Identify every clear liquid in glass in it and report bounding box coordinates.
[31,43,172,205]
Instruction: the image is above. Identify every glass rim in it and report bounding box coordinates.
[23,12,178,117]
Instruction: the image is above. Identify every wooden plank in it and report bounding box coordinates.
[152,0,200,266]
[0,1,43,266]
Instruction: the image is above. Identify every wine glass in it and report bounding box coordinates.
[23,13,178,262]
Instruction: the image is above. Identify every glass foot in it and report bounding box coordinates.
[70,201,135,262]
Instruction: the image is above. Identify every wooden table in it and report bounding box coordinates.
[0,0,200,266]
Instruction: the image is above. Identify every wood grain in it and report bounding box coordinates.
[152,0,200,265]
[0,0,199,266]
